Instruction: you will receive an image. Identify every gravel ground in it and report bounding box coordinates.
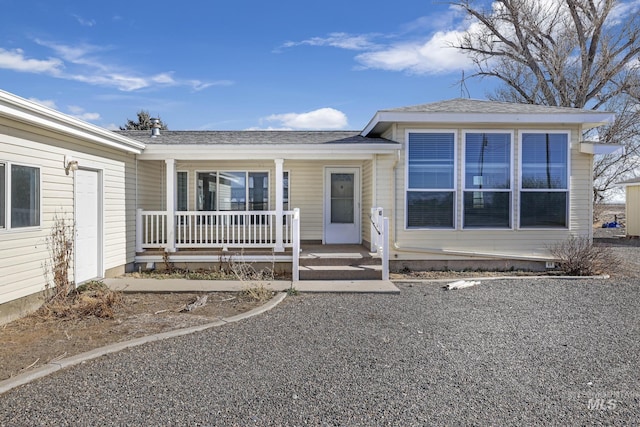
[1,278,639,426]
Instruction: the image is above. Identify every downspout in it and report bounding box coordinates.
[391,135,552,262]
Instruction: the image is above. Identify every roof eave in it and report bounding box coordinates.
[0,90,145,154]
[361,111,616,136]
[579,142,624,155]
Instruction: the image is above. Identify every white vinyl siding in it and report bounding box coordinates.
[0,118,136,306]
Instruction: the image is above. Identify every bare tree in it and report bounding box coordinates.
[120,110,168,130]
[452,0,640,201]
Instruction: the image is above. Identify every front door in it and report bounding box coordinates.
[75,169,101,283]
[324,167,360,244]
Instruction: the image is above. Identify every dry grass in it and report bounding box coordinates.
[35,281,123,320]
[241,284,275,302]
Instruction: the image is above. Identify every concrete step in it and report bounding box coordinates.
[298,265,382,281]
[299,252,381,267]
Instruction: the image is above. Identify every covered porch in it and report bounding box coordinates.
[133,135,396,280]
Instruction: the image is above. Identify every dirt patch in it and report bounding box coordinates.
[0,291,269,382]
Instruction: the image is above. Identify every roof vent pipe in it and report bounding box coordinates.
[150,118,161,137]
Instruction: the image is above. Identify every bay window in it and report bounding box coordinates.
[519,132,569,228]
[406,132,456,228]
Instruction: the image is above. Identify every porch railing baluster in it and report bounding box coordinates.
[138,210,295,250]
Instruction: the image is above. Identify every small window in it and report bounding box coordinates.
[11,164,40,228]
[283,171,289,211]
[177,171,188,211]
[463,132,512,228]
[520,132,569,228]
[406,132,456,228]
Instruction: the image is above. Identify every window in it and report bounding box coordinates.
[197,171,269,212]
[406,132,456,228]
[177,171,188,211]
[11,165,40,228]
[283,171,289,211]
[0,163,40,229]
[520,132,569,228]
[249,172,268,210]
[463,132,512,228]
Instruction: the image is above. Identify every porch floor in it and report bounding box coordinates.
[134,243,382,281]
[136,243,376,259]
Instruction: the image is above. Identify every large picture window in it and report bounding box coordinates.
[463,132,512,228]
[520,132,569,228]
[197,171,269,212]
[0,163,40,229]
[406,132,456,228]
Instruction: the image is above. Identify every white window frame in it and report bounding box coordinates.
[0,161,42,231]
[404,129,458,230]
[194,170,271,212]
[517,130,571,230]
[461,130,514,230]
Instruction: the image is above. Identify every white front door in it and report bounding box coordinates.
[75,169,101,284]
[324,167,360,244]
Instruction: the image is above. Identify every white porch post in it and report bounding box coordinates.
[136,208,143,253]
[165,159,176,252]
[274,158,285,252]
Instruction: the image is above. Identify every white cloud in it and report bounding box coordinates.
[1,39,226,92]
[280,32,378,51]
[28,97,58,109]
[67,105,101,121]
[0,48,62,74]
[609,0,640,26]
[355,30,473,74]
[73,14,96,27]
[263,107,348,130]
[279,11,475,75]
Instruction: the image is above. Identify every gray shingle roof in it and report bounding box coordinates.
[384,98,602,115]
[116,130,396,145]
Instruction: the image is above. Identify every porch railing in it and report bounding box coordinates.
[136,209,296,251]
[370,207,390,280]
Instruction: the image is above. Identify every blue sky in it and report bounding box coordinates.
[0,0,493,130]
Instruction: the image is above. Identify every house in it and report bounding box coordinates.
[617,178,640,237]
[0,90,144,323]
[0,89,616,323]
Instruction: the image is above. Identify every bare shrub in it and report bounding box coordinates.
[549,236,619,276]
[43,213,75,301]
[36,281,123,320]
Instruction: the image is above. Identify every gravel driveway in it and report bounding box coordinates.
[1,277,638,426]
